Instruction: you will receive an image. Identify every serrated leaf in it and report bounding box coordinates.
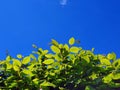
[51,45,60,53]
[100,59,111,65]
[22,56,30,64]
[43,59,54,64]
[70,47,79,53]
[69,37,75,45]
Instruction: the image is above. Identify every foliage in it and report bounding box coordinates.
[0,37,120,90]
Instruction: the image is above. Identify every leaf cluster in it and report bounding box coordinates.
[0,37,120,90]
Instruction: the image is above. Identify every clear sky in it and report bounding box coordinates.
[0,0,120,59]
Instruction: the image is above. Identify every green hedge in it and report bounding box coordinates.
[0,37,120,90]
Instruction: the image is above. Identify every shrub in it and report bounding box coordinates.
[0,37,120,90]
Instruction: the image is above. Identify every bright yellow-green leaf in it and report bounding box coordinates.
[45,54,53,58]
[51,39,59,46]
[13,59,21,67]
[17,54,22,59]
[82,55,90,63]
[102,73,113,83]
[43,59,54,64]
[70,47,80,53]
[43,50,48,55]
[51,45,60,53]
[64,44,69,51]
[6,56,11,62]
[22,69,34,77]
[107,53,116,60]
[13,65,19,71]
[69,37,75,45]
[59,44,63,49]
[100,58,111,65]
[113,73,120,80]
[6,63,12,69]
[22,56,30,64]
[40,81,56,88]
[112,59,120,69]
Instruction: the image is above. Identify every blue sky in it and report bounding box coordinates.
[0,0,120,59]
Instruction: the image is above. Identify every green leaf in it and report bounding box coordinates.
[51,39,59,46]
[6,63,12,69]
[82,55,90,63]
[69,37,75,45]
[43,59,54,65]
[13,65,20,71]
[100,58,111,65]
[13,59,21,67]
[64,44,69,51]
[112,59,120,68]
[40,81,56,88]
[102,73,113,83]
[85,85,95,90]
[22,56,30,64]
[45,54,53,58]
[22,69,34,77]
[113,73,120,80]
[17,54,22,59]
[70,46,80,53]
[6,56,11,62]
[107,52,116,60]
[51,45,60,53]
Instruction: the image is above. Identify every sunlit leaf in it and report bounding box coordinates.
[40,81,56,88]
[51,39,59,46]
[113,73,120,80]
[69,37,75,45]
[64,44,69,51]
[13,59,21,67]
[45,54,53,58]
[22,56,30,65]
[43,59,54,65]
[6,63,12,69]
[100,58,111,65]
[70,46,79,53]
[107,52,116,60]
[13,65,19,71]
[51,45,60,53]
[17,54,22,59]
